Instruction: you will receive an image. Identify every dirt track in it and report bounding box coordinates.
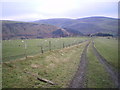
[92,41,119,88]
[69,40,119,88]
[69,42,90,88]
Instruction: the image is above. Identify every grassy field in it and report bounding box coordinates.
[86,42,115,88]
[2,41,88,88]
[0,64,2,89]
[94,37,118,70]
[3,37,89,62]
[2,37,118,88]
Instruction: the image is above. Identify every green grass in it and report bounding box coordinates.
[2,41,88,88]
[86,42,115,88]
[3,37,89,62]
[94,37,118,70]
[0,64,2,89]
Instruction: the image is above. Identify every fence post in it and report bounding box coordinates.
[24,40,27,59]
[41,46,43,54]
[63,42,65,48]
[69,44,70,47]
[49,41,51,51]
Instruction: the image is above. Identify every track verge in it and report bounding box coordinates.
[69,41,90,88]
[92,41,119,88]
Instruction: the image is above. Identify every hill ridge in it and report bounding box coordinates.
[34,16,118,35]
[2,16,119,40]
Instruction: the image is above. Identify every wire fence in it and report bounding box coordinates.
[3,38,89,62]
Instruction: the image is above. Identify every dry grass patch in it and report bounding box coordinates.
[3,41,88,88]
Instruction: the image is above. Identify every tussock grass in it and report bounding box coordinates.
[2,42,87,88]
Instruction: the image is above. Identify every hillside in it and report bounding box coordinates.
[35,18,74,27]
[2,16,119,40]
[2,20,70,40]
[35,16,118,35]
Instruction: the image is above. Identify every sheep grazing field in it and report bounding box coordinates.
[2,37,89,62]
[2,37,119,88]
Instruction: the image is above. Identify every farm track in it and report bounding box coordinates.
[92,41,119,88]
[69,41,90,88]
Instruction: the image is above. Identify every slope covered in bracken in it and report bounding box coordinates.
[2,20,70,40]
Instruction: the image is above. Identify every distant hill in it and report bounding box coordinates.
[35,18,74,27]
[2,20,71,40]
[35,16,118,35]
[2,16,119,40]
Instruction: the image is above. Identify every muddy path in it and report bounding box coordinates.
[92,41,119,88]
[69,41,90,88]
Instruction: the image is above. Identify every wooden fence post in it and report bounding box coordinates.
[63,42,65,48]
[41,46,43,54]
[49,41,51,51]
[24,40,27,59]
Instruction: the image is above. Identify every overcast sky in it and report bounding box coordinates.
[0,0,119,21]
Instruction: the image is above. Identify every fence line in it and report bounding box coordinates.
[3,39,88,62]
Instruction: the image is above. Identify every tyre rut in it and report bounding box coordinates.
[69,41,90,88]
[92,41,119,88]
